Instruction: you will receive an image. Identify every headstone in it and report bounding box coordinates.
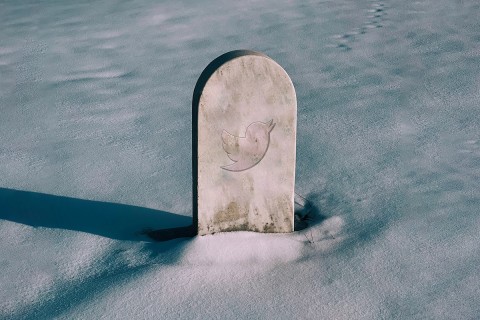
[192,50,297,235]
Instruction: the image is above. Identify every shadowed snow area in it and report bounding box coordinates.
[1,0,480,319]
[0,187,192,241]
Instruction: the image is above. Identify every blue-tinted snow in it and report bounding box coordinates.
[0,0,479,319]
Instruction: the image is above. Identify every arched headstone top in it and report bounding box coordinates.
[192,50,297,235]
[192,50,271,112]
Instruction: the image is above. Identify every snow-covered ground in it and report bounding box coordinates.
[1,0,479,318]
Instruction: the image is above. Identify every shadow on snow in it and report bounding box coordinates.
[0,187,194,242]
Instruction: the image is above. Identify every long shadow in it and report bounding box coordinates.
[0,187,196,319]
[0,187,194,242]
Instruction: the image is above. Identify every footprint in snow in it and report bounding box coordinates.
[331,1,387,51]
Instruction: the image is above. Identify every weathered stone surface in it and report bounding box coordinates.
[193,50,297,235]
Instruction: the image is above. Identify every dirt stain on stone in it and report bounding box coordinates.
[222,222,249,232]
[263,222,276,232]
[213,201,242,224]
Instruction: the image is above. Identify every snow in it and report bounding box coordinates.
[1,0,479,319]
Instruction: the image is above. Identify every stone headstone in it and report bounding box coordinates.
[192,50,297,235]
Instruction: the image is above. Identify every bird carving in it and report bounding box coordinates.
[221,119,276,172]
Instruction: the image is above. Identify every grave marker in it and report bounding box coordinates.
[193,50,297,235]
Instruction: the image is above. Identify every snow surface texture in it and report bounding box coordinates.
[1,0,479,319]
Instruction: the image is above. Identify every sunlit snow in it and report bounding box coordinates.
[1,0,479,319]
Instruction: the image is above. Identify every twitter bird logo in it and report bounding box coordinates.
[221,119,276,172]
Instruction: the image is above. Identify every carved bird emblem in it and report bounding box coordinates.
[221,119,276,172]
